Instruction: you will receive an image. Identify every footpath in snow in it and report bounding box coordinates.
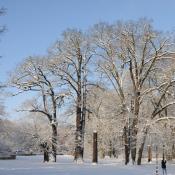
[0,155,175,175]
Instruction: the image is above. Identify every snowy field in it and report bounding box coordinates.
[0,155,175,175]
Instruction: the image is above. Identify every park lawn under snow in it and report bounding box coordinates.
[0,155,175,175]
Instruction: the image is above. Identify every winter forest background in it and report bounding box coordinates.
[1,1,175,174]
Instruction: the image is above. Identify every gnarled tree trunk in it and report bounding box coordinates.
[51,122,57,162]
[74,103,83,161]
[137,127,148,165]
[123,125,130,165]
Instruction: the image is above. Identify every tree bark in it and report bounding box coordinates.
[172,144,175,159]
[131,92,140,164]
[44,149,49,162]
[51,123,57,162]
[74,52,84,162]
[137,127,148,165]
[123,125,130,165]
[74,97,83,161]
[148,145,152,162]
[137,141,144,165]
[131,118,138,164]
[92,131,98,163]
[41,142,49,162]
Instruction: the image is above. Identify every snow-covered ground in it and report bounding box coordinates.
[0,155,175,175]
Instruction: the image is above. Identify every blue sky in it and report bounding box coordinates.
[1,0,175,119]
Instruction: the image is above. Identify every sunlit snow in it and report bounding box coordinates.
[0,155,175,175]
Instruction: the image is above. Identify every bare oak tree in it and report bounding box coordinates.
[49,29,94,161]
[10,57,66,162]
[91,19,175,164]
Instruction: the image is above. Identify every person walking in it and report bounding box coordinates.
[161,159,167,175]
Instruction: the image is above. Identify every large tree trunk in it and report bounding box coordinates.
[74,95,83,161]
[172,144,175,159]
[74,53,84,162]
[121,104,130,165]
[131,118,138,164]
[43,148,49,162]
[123,125,130,165]
[92,131,98,163]
[137,140,144,165]
[147,145,152,162]
[51,122,57,162]
[137,127,148,165]
[40,141,49,162]
[131,92,140,164]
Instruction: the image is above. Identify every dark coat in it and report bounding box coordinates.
[161,160,166,169]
